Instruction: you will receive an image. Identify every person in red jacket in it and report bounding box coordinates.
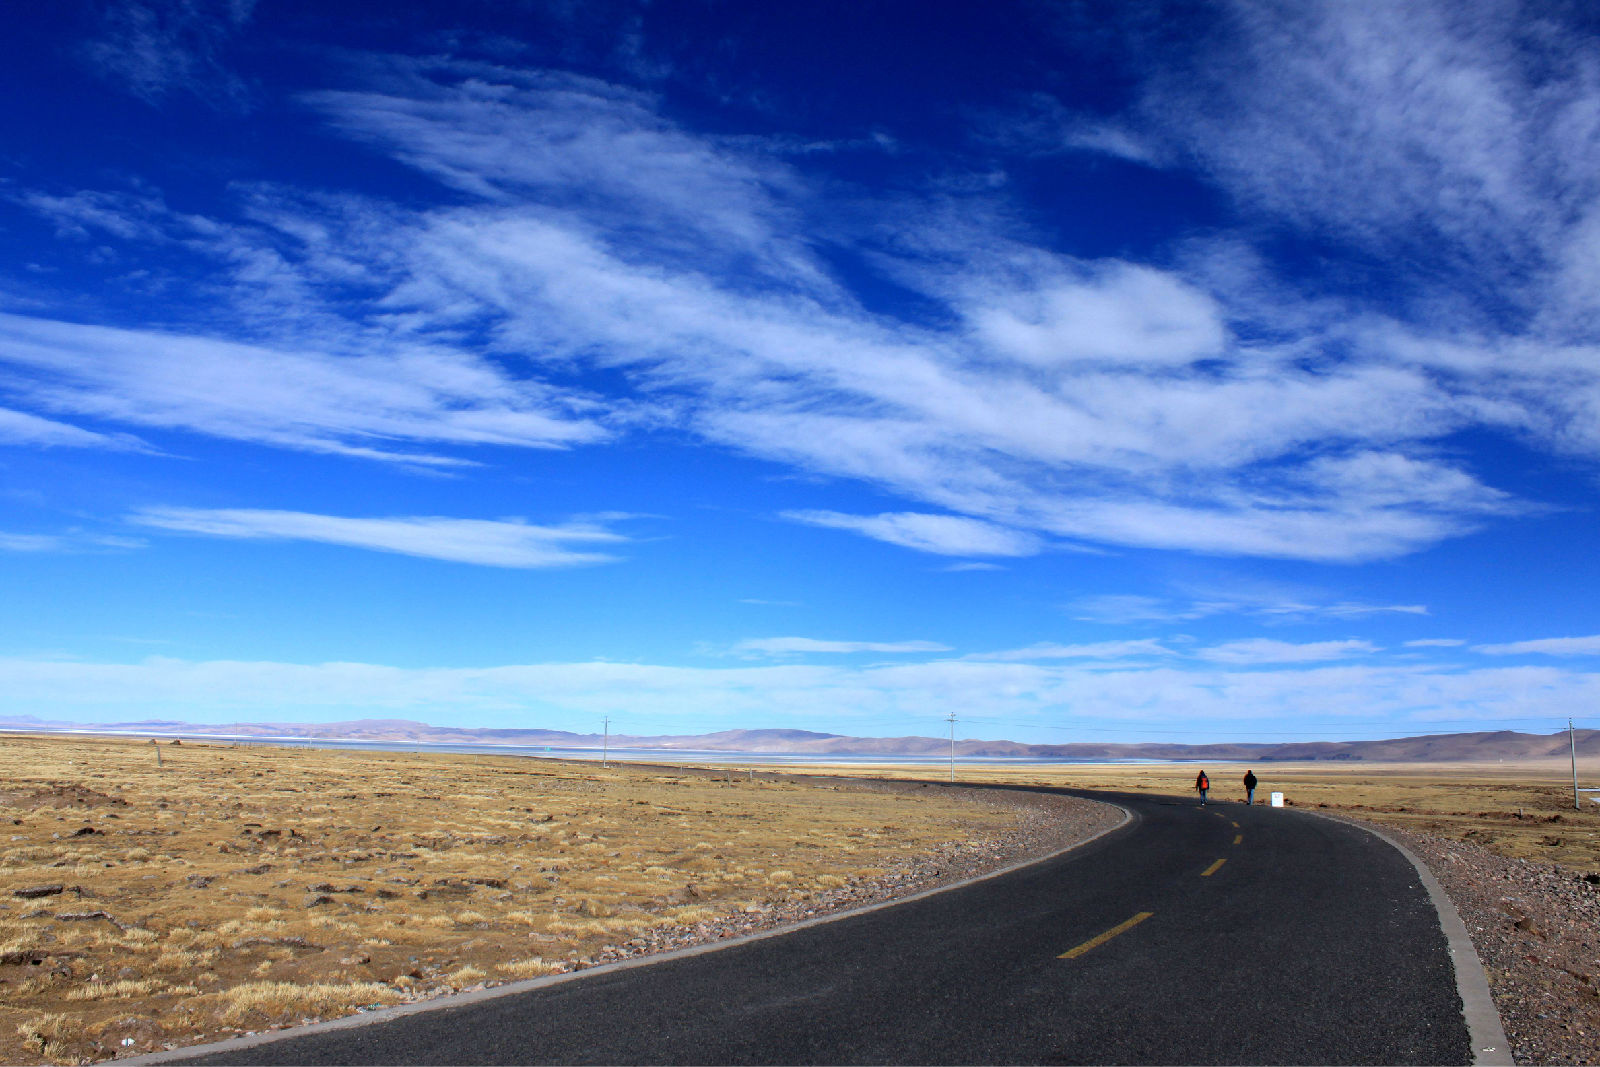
[1195,769,1210,806]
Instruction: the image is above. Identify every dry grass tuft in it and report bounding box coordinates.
[63,979,166,1002]
[443,966,487,988]
[15,1014,79,1065]
[495,958,556,979]
[215,981,401,1026]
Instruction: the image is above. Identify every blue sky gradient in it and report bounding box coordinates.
[4,0,1600,743]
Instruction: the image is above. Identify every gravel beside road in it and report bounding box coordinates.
[1357,821,1600,1066]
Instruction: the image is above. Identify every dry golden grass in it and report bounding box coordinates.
[807,759,1600,874]
[0,734,1017,1064]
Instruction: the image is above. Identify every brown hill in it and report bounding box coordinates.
[1,715,1595,762]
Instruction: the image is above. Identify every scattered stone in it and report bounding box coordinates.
[304,894,335,908]
[239,864,272,875]
[230,936,312,950]
[71,826,102,836]
[14,885,64,899]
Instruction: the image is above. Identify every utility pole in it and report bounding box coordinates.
[1572,718,1580,811]
[947,712,957,783]
[602,716,610,769]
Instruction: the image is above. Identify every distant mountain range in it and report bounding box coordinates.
[2,714,1596,762]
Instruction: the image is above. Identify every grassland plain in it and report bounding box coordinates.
[0,735,1107,1066]
[812,760,1600,873]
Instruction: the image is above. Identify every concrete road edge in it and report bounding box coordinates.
[1319,814,1513,1067]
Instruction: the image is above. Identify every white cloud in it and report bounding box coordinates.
[1068,591,1426,624]
[14,51,1592,563]
[292,67,1528,562]
[0,530,145,553]
[1475,635,1600,657]
[961,263,1224,368]
[0,313,607,465]
[0,655,1595,742]
[1129,2,1562,281]
[129,507,627,568]
[980,94,1169,167]
[1280,602,1428,620]
[1197,639,1380,665]
[1405,638,1466,648]
[0,406,148,451]
[80,0,255,106]
[731,637,952,656]
[0,533,61,552]
[970,640,1175,662]
[782,510,1043,558]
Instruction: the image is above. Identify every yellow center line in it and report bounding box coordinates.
[1059,911,1154,959]
[1233,833,1242,845]
[1201,857,1227,877]
[1230,820,1239,828]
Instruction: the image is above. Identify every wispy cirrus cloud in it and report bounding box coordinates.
[11,38,1596,563]
[129,507,629,568]
[1197,638,1380,665]
[781,510,1042,558]
[292,62,1534,561]
[968,639,1176,662]
[0,406,150,451]
[0,313,607,466]
[0,531,145,554]
[731,637,951,657]
[80,0,256,106]
[1121,0,1600,319]
[1068,591,1426,625]
[1475,635,1600,657]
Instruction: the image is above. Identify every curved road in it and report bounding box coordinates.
[171,786,1474,1065]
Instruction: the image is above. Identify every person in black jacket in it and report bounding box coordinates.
[1244,769,1258,805]
[1195,769,1210,806]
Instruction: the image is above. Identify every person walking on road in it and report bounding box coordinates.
[1195,769,1210,806]
[1244,769,1258,806]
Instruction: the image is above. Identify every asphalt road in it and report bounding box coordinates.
[175,786,1473,1065]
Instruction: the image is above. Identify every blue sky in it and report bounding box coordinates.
[4,0,1600,744]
